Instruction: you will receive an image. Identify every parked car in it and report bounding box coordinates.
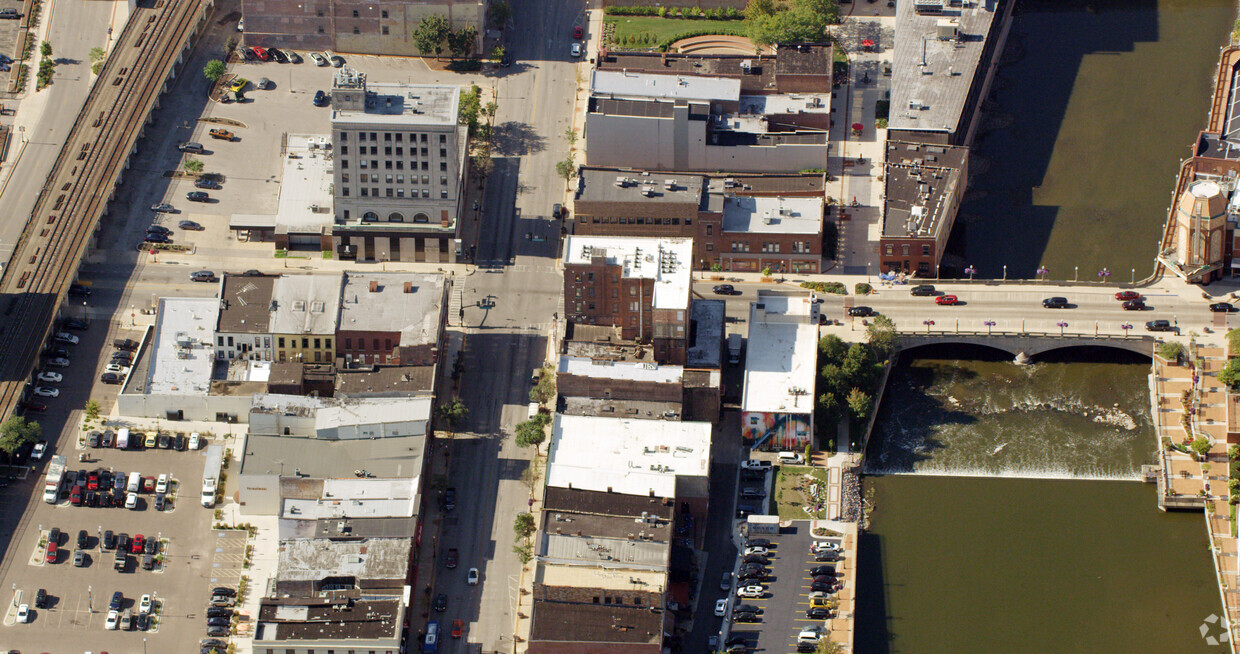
[36,371,61,384]
[573,25,583,39]
[743,546,769,556]
[191,270,217,282]
[735,585,764,599]
[443,487,456,511]
[810,565,836,576]
[103,530,116,549]
[45,357,69,369]
[190,433,202,449]
[178,142,204,153]
[154,493,166,511]
[151,203,175,213]
[807,606,832,619]
[714,598,728,616]
[325,51,344,66]
[446,548,459,569]
[131,535,145,553]
[570,42,582,57]
[179,220,203,230]
[310,52,327,66]
[32,386,58,398]
[125,494,138,510]
[100,372,121,384]
[712,284,741,295]
[269,48,288,63]
[74,550,88,567]
[733,610,760,623]
[68,284,91,297]
[105,609,119,630]
[53,332,79,345]
[34,588,47,608]
[467,568,479,585]
[1146,319,1174,332]
[847,306,875,317]
[207,625,230,636]
[313,89,328,106]
[194,178,220,189]
[109,591,124,611]
[31,441,46,458]
[250,46,269,61]
[1210,302,1235,313]
[187,191,209,202]
[256,77,271,90]
[62,318,89,330]
[175,434,187,450]
[287,50,302,63]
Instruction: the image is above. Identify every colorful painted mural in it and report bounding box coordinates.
[742,411,812,451]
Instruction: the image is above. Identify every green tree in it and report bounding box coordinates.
[458,84,482,133]
[183,158,204,173]
[0,416,39,457]
[816,638,846,654]
[816,392,841,419]
[40,41,51,58]
[744,0,839,46]
[556,157,577,181]
[842,343,878,390]
[447,26,478,58]
[513,511,536,538]
[84,399,101,422]
[89,47,105,63]
[818,363,849,400]
[515,413,551,448]
[865,315,896,359]
[203,59,227,83]
[412,14,451,59]
[1191,436,1213,459]
[436,397,469,430]
[846,387,871,423]
[1219,358,1240,390]
[529,367,556,403]
[1157,340,1184,362]
[817,334,848,365]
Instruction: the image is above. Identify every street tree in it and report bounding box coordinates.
[203,59,227,82]
[515,414,550,448]
[1219,358,1240,390]
[817,334,848,365]
[865,315,896,359]
[447,26,478,58]
[846,387,871,423]
[744,0,839,46]
[412,15,451,59]
[513,512,536,539]
[436,397,469,431]
[529,368,556,403]
[0,416,40,457]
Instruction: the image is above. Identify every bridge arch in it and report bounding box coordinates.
[895,333,1154,361]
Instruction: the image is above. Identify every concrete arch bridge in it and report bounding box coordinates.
[895,331,1155,362]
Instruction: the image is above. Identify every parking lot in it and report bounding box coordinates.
[0,431,238,652]
[722,525,846,654]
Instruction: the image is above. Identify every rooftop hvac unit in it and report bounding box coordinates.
[641,186,655,197]
[937,19,958,40]
[664,179,676,190]
[615,176,629,187]
[762,211,774,225]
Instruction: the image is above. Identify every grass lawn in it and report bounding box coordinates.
[774,465,830,521]
[604,16,743,50]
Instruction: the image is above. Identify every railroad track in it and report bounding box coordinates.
[0,0,204,420]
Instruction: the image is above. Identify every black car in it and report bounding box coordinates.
[433,593,448,612]
[814,551,840,562]
[61,318,89,331]
[738,572,769,583]
[207,616,231,627]
[712,284,741,296]
[145,538,158,555]
[1042,296,1069,308]
[910,284,936,296]
[1211,302,1235,313]
[179,220,204,231]
[147,224,172,236]
[158,433,172,449]
[110,591,124,610]
[269,47,289,63]
[1122,300,1147,311]
[807,606,832,619]
[100,372,121,384]
[112,492,125,508]
[112,351,133,364]
[207,606,232,618]
[797,643,818,653]
[47,346,69,358]
[77,529,89,548]
[194,178,221,189]
[443,487,456,511]
[142,554,156,570]
[1146,319,1173,332]
[313,90,328,106]
[117,533,130,551]
[742,554,767,564]
[103,530,116,549]
[68,284,92,297]
[206,625,230,636]
[744,538,771,549]
[212,587,237,597]
[733,610,760,623]
[34,588,47,608]
[175,434,187,451]
[84,490,98,507]
[810,565,836,577]
[145,233,170,244]
[847,306,875,317]
[100,470,112,488]
[47,527,61,545]
[136,612,149,631]
[732,604,760,616]
[810,581,836,593]
[187,191,209,202]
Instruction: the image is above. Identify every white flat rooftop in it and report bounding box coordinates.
[722,196,822,234]
[144,297,218,395]
[562,236,692,310]
[557,356,683,385]
[268,134,336,234]
[742,295,818,414]
[331,82,460,126]
[547,415,711,498]
[270,274,344,336]
[739,93,830,115]
[591,69,740,102]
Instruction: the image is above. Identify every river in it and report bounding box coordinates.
[944,0,1236,280]
[858,347,1222,653]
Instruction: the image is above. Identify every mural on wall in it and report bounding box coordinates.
[741,411,811,451]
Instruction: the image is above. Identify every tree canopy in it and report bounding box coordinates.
[203,59,227,82]
[412,15,451,58]
[744,0,839,47]
[0,416,39,457]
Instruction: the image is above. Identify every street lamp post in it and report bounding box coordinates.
[1131,268,1135,284]
[1003,264,1007,281]
[1074,266,1078,282]
[923,319,934,334]
[984,320,996,335]
[1122,323,1133,338]
[1057,321,1068,336]
[1098,268,1111,283]
[1037,266,1048,281]
[964,265,976,281]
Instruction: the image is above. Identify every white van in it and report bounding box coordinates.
[778,451,804,465]
[116,427,130,450]
[126,471,141,493]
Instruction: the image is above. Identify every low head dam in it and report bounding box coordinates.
[895,332,1154,361]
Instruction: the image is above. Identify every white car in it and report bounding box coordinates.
[714,598,728,617]
[31,441,46,459]
[309,51,327,66]
[125,493,138,510]
[740,459,772,471]
[736,585,763,599]
[811,541,840,553]
[46,357,70,367]
[15,603,29,623]
[139,594,153,615]
[189,432,201,449]
[105,609,119,630]
[743,546,769,557]
[104,363,128,374]
[53,332,79,345]
[37,371,62,383]
[467,568,479,585]
[32,386,59,398]
[570,42,582,57]
[324,50,343,67]
[798,626,822,643]
[156,474,169,494]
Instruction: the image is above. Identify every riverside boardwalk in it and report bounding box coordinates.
[1154,343,1240,650]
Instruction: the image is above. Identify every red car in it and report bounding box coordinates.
[452,619,464,638]
[446,548,458,569]
[1115,290,1140,302]
[935,295,959,306]
[87,473,99,491]
[252,46,269,61]
[573,26,583,39]
[131,534,145,554]
[142,476,156,493]
[46,541,57,563]
[69,485,82,506]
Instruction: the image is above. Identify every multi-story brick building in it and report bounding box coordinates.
[270,274,344,363]
[562,236,692,365]
[241,0,484,57]
[336,272,447,367]
[570,168,826,272]
[330,69,467,263]
[878,141,968,277]
[215,273,277,361]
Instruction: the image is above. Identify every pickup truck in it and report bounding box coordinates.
[209,128,234,141]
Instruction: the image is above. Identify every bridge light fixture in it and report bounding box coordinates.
[1036,266,1049,281]
[964,266,977,281]
[1056,321,1068,336]
[922,319,935,334]
[983,320,996,335]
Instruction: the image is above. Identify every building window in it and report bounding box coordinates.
[278,337,285,348]
[385,147,392,156]
[922,244,931,256]
[373,338,381,349]
[422,161,429,170]
[345,338,352,349]
[885,244,893,256]
[384,338,392,350]
[422,175,430,184]
[340,146,348,155]
[326,338,332,349]
[384,133,392,142]
[363,212,379,222]
[421,134,428,143]
[342,188,350,197]
[341,159,349,169]
[396,161,403,170]
[314,338,321,349]
[395,147,402,156]
[360,188,368,197]
[439,134,447,143]
[441,190,448,198]
[440,161,448,171]
[706,224,713,236]
[422,189,430,197]
[385,174,393,184]
[341,173,350,183]
[902,245,909,256]
[353,26,360,34]
[439,148,447,157]
[421,148,428,157]
[440,176,447,185]
[382,25,389,35]
[352,9,358,17]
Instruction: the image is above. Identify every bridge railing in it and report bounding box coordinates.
[894,330,1148,341]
